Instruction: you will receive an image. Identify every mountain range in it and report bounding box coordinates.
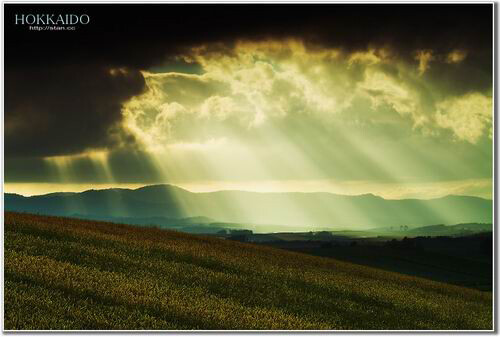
[4,184,492,231]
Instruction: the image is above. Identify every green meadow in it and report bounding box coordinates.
[4,212,492,330]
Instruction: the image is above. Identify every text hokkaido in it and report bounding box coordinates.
[15,14,90,25]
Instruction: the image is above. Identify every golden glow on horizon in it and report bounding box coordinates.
[4,183,147,197]
[4,178,491,200]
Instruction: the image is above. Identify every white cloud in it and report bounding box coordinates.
[348,48,388,66]
[199,96,240,121]
[359,69,417,116]
[446,49,467,64]
[415,50,434,75]
[121,40,492,154]
[435,92,492,143]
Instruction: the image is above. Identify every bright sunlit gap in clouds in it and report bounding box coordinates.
[121,40,491,195]
[6,39,492,204]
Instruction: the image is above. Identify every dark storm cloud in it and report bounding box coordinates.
[4,4,493,158]
[5,4,493,68]
[5,65,144,157]
[424,50,493,98]
[5,149,163,183]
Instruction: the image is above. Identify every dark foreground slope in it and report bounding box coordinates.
[4,212,492,330]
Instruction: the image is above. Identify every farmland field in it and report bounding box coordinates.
[4,212,493,330]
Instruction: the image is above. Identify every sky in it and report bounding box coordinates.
[4,4,494,199]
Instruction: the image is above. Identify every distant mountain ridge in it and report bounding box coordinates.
[4,184,492,230]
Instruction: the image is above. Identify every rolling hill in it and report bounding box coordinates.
[5,184,492,231]
[4,212,492,330]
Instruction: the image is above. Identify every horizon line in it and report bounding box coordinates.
[3,182,493,202]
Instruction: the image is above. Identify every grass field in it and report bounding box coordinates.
[4,212,493,330]
[266,240,492,291]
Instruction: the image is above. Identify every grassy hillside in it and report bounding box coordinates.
[4,212,492,330]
